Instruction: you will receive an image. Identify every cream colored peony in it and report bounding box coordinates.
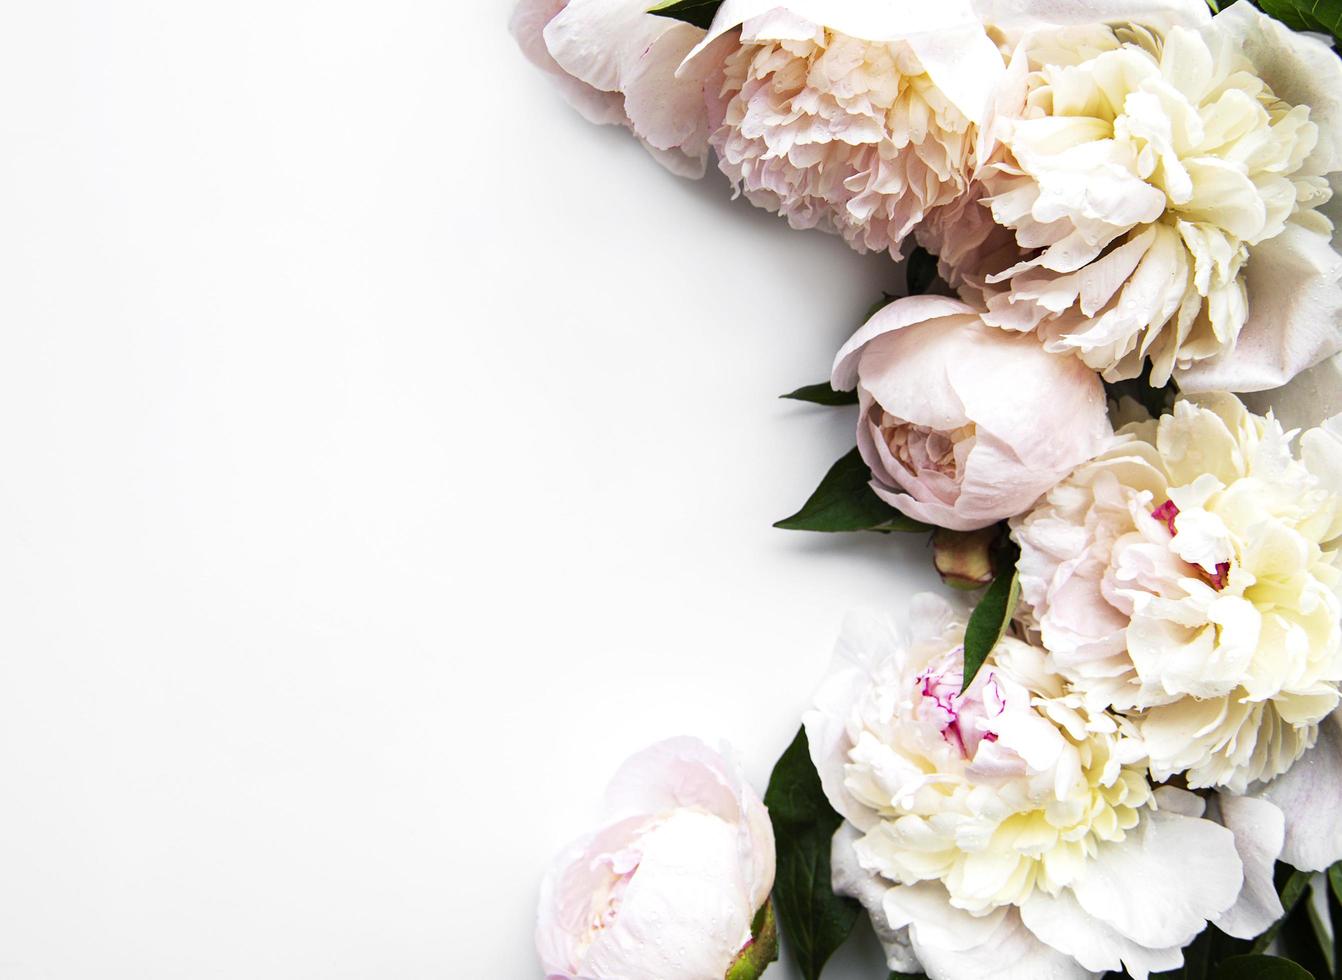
[806,594,1276,979]
[955,3,1342,391]
[1013,394,1342,794]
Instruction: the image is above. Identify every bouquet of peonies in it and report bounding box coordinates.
[515,0,1342,977]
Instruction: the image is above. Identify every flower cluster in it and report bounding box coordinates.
[519,1,1342,978]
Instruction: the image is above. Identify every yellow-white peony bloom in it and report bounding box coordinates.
[1013,394,1342,793]
[804,595,1275,980]
[953,4,1342,390]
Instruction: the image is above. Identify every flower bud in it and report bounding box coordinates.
[932,527,1000,590]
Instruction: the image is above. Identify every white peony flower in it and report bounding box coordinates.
[805,595,1267,980]
[511,0,736,177]
[947,3,1342,390]
[689,0,1007,258]
[1012,394,1342,793]
[535,737,775,980]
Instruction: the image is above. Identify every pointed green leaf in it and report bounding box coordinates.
[647,0,722,29]
[780,382,859,407]
[960,553,1021,693]
[775,448,930,533]
[1213,955,1313,979]
[765,728,860,980]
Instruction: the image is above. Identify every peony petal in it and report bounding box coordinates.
[511,0,629,126]
[1175,224,1342,393]
[545,0,671,93]
[831,822,921,973]
[971,0,1211,33]
[805,612,913,831]
[887,882,1098,980]
[623,25,734,165]
[1207,794,1286,940]
[582,810,755,980]
[686,0,985,69]
[1019,888,1184,979]
[832,296,978,391]
[1242,353,1342,431]
[603,736,776,912]
[1248,711,1342,871]
[1069,802,1242,949]
[1209,1,1342,177]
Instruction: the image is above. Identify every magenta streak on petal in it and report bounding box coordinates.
[1152,499,1180,536]
[1152,499,1230,592]
[918,667,969,757]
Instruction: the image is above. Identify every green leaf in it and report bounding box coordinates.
[780,382,859,407]
[765,728,861,980]
[725,899,779,980]
[775,448,931,533]
[1255,0,1342,48]
[647,0,722,29]
[960,543,1022,693]
[1213,955,1314,979]
[906,246,939,296]
[1253,868,1315,955]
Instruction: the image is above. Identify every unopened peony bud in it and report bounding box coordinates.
[932,527,1000,590]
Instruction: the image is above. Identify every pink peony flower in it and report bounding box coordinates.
[510,0,735,177]
[689,0,1006,260]
[831,295,1112,531]
[535,737,775,980]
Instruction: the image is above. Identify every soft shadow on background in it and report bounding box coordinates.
[0,3,938,977]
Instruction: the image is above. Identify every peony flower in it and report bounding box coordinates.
[686,0,1007,258]
[510,0,735,177]
[831,294,1112,531]
[805,595,1274,979]
[948,3,1342,390]
[1012,394,1342,793]
[535,737,775,980]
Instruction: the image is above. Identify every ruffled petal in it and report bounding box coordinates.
[831,822,921,973]
[1249,711,1342,871]
[1208,794,1286,940]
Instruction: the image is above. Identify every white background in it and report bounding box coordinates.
[0,3,940,977]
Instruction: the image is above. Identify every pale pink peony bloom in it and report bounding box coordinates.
[830,295,1112,531]
[805,595,1276,980]
[535,737,775,980]
[691,0,1007,259]
[936,3,1342,391]
[510,0,735,177]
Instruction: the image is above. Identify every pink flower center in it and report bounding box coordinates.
[1151,500,1230,590]
[917,660,1002,758]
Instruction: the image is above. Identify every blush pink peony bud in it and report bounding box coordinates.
[536,737,776,980]
[932,527,1000,589]
[831,296,1113,531]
